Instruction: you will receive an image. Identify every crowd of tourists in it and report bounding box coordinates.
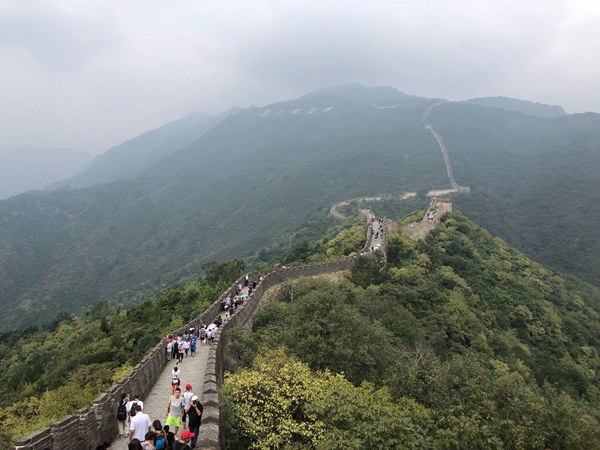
[115,324,221,449]
[110,379,203,450]
[220,277,257,315]
[369,217,385,251]
[102,296,243,450]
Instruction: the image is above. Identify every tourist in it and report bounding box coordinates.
[185,395,203,448]
[181,384,194,430]
[190,335,197,356]
[117,393,129,437]
[171,338,178,360]
[127,394,144,424]
[129,404,152,443]
[171,430,194,450]
[166,339,173,360]
[95,442,112,450]
[142,431,156,450]
[152,420,167,450]
[199,326,206,346]
[128,439,144,450]
[177,336,184,362]
[163,425,175,448]
[171,362,181,394]
[165,387,185,435]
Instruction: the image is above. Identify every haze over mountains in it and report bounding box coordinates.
[48,112,230,190]
[0,84,598,331]
[0,147,91,200]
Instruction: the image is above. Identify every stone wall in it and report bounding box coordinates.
[12,215,381,450]
[196,221,378,449]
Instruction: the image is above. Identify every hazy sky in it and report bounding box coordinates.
[2,0,600,154]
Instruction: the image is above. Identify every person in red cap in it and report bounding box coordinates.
[182,383,194,430]
[172,429,194,450]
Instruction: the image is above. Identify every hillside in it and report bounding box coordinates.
[428,103,600,285]
[463,96,567,117]
[48,111,224,190]
[0,147,91,200]
[1,84,598,331]
[222,212,600,449]
[3,212,600,448]
[0,211,365,447]
[0,86,448,331]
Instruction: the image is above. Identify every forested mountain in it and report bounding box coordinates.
[3,211,600,448]
[0,86,448,331]
[223,213,600,449]
[48,111,225,190]
[0,147,91,200]
[463,96,566,117]
[0,84,598,331]
[428,103,600,285]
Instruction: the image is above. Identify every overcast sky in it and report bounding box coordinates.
[2,0,600,154]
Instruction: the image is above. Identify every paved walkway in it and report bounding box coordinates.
[112,327,217,448]
[112,211,385,448]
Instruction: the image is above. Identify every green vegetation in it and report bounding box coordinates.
[462,97,566,118]
[0,87,449,331]
[430,103,600,286]
[222,212,600,449]
[1,84,599,336]
[0,262,242,447]
[48,111,221,190]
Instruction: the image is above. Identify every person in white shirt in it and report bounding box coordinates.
[126,394,144,421]
[181,384,194,430]
[129,404,152,442]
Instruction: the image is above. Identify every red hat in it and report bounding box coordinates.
[185,383,192,389]
[181,430,195,439]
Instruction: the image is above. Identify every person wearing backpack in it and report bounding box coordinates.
[152,420,167,450]
[117,393,129,437]
[127,394,144,422]
[162,425,175,448]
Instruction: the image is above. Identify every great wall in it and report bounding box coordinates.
[12,101,468,450]
[12,207,385,450]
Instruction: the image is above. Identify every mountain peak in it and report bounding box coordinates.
[301,83,416,105]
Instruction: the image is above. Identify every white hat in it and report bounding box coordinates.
[191,395,199,401]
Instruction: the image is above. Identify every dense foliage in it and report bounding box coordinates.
[222,212,600,449]
[430,103,600,286]
[0,262,242,447]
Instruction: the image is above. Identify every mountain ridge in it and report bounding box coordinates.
[463,96,567,117]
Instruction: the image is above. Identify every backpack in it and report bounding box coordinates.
[155,432,166,450]
[116,402,127,421]
[130,401,138,417]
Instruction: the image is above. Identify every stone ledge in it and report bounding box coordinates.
[201,407,220,425]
